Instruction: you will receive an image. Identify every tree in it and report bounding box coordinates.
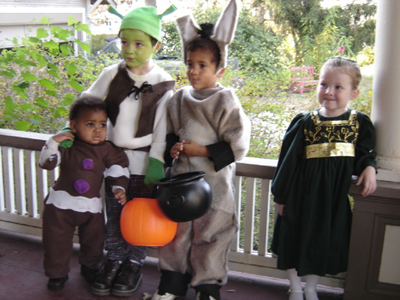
[330,3,376,53]
[255,0,325,63]
[159,2,286,77]
[250,0,376,65]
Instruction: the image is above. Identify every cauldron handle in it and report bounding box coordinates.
[166,155,191,179]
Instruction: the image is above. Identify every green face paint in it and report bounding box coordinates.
[120,29,156,69]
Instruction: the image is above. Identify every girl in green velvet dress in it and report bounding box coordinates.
[271,57,377,300]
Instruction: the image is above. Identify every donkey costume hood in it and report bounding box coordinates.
[176,0,240,73]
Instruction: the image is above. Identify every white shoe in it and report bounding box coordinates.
[195,292,216,300]
[151,290,178,300]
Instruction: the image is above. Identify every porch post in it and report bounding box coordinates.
[344,3,400,299]
[371,0,400,182]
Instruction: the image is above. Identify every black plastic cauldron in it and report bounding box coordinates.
[156,171,212,222]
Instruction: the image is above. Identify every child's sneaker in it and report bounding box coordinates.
[90,260,122,296]
[111,259,142,296]
[151,290,178,300]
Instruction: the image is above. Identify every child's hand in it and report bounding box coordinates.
[356,165,377,197]
[114,188,127,205]
[181,140,210,158]
[53,131,75,144]
[278,204,285,216]
[171,142,183,159]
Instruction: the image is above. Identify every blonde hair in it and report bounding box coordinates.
[320,57,362,90]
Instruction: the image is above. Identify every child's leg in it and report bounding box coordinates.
[287,268,303,300]
[78,212,105,267]
[78,211,105,283]
[42,204,75,278]
[91,185,125,295]
[125,174,156,265]
[190,207,238,300]
[152,270,191,299]
[304,274,320,300]
[156,222,193,297]
[104,184,126,261]
[111,175,157,296]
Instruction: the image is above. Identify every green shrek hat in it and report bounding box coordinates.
[109,4,177,41]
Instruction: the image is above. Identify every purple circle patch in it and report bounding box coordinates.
[74,179,90,194]
[82,158,94,170]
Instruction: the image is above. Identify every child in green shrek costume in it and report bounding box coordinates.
[80,4,177,297]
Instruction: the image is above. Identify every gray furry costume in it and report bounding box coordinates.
[157,86,250,297]
[153,2,249,298]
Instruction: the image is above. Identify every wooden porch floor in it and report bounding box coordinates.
[0,229,344,300]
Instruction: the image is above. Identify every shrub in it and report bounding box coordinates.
[0,17,117,133]
[357,45,375,66]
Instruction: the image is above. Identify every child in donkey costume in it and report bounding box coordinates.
[151,1,251,299]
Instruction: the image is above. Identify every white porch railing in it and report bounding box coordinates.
[0,128,344,288]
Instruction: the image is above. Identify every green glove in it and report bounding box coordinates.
[144,158,165,186]
[59,126,75,148]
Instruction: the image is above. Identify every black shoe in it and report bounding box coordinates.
[47,276,68,291]
[111,259,142,297]
[196,292,217,300]
[90,260,122,296]
[81,264,99,284]
[194,284,220,300]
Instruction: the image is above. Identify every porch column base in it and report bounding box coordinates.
[345,181,400,300]
[376,155,400,182]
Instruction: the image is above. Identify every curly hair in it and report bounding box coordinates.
[186,23,221,67]
[69,95,107,121]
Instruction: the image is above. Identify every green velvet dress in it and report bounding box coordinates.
[271,109,376,276]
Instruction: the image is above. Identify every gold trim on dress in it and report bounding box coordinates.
[311,110,357,126]
[305,143,355,159]
[305,110,359,147]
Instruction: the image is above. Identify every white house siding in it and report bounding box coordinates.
[0,0,90,48]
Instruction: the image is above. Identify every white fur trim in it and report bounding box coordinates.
[46,188,103,213]
[104,164,130,179]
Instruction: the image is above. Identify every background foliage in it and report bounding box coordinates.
[0,17,119,133]
[0,0,376,160]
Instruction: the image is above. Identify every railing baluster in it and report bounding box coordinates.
[244,177,256,253]
[36,151,47,218]
[14,148,26,216]
[258,178,271,256]
[0,147,4,211]
[3,147,15,214]
[26,150,38,218]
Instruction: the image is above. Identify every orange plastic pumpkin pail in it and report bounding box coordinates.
[120,197,178,246]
